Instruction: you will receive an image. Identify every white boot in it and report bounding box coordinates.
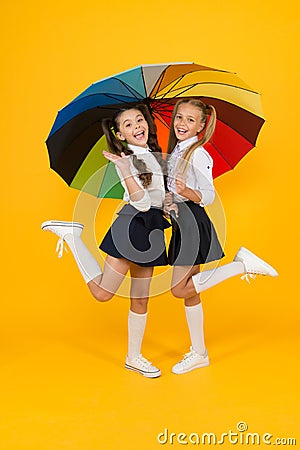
[41,220,102,283]
[234,247,278,277]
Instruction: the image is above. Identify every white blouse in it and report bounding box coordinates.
[167,136,215,207]
[116,144,165,211]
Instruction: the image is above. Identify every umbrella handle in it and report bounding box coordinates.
[169,209,177,220]
[169,209,178,231]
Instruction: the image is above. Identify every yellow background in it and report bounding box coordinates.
[1,0,299,449]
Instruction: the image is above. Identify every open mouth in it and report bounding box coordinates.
[134,131,145,140]
[176,127,188,136]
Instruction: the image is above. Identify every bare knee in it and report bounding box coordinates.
[89,286,114,302]
[94,291,114,302]
[171,285,184,298]
[131,298,149,314]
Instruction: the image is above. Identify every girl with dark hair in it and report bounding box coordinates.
[164,98,278,375]
[42,105,169,378]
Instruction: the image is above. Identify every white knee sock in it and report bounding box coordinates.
[64,234,102,283]
[192,262,244,294]
[185,303,206,355]
[128,310,147,360]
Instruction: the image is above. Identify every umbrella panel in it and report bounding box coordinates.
[70,134,125,199]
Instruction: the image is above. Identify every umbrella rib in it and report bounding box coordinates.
[150,65,172,98]
[151,69,260,98]
[217,117,264,145]
[60,93,141,116]
[152,111,170,128]
[51,117,109,183]
[208,141,235,170]
[152,75,186,99]
[149,64,223,98]
[151,100,174,110]
[141,66,148,97]
[67,81,143,110]
[156,83,198,100]
[103,92,142,103]
[111,78,145,100]
[161,76,191,99]
[157,111,172,121]
[151,102,174,113]
[157,81,260,98]
[150,65,194,98]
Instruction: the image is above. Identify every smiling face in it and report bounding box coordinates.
[173,103,205,142]
[115,109,149,148]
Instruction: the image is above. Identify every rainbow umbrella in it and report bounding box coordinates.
[46,62,265,198]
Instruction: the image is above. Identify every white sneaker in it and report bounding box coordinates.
[172,347,209,374]
[125,354,161,378]
[234,247,278,277]
[41,220,84,258]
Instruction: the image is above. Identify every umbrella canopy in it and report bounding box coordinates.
[46,62,265,198]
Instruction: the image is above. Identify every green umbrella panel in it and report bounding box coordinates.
[70,134,125,199]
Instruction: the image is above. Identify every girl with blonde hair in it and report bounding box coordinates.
[165,98,278,374]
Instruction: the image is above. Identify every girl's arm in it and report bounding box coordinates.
[175,172,202,202]
[175,148,215,205]
[192,149,215,206]
[103,151,151,210]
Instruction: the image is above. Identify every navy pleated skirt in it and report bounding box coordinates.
[100,204,171,267]
[168,201,224,266]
